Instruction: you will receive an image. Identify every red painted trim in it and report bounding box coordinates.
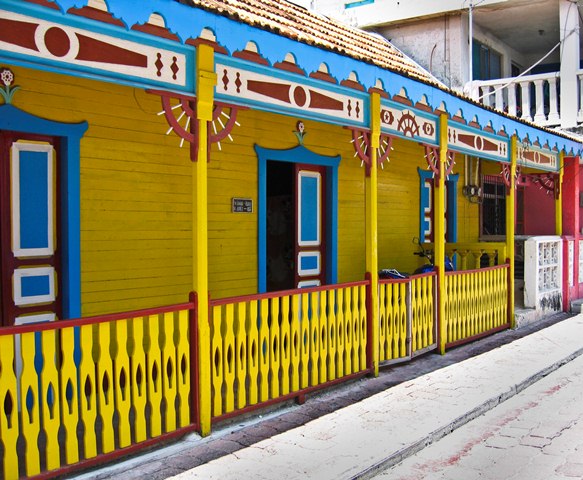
[211,369,371,424]
[131,23,181,42]
[340,78,365,91]
[28,424,200,480]
[308,70,338,84]
[445,323,510,349]
[209,280,370,307]
[0,302,195,335]
[273,60,306,76]
[232,49,270,65]
[67,6,126,27]
[186,38,229,55]
[22,0,60,9]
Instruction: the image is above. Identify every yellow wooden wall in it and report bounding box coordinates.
[7,64,483,314]
[9,66,193,316]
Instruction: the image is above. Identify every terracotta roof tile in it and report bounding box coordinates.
[177,0,437,84]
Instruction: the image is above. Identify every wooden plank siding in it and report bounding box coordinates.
[10,65,480,317]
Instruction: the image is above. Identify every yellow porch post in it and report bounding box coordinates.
[193,43,216,436]
[556,152,564,236]
[366,91,380,376]
[506,136,517,329]
[436,114,447,354]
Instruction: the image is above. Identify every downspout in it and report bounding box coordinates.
[193,43,216,436]
[436,114,447,354]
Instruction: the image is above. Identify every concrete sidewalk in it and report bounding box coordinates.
[77,312,583,480]
[166,314,583,480]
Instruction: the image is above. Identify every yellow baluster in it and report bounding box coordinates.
[335,289,345,377]
[235,302,248,409]
[162,312,178,432]
[280,296,291,395]
[0,335,19,480]
[211,305,224,416]
[343,287,353,374]
[20,332,41,475]
[114,319,131,447]
[269,298,281,398]
[290,294,301,392]
[327,289,337,381]
[318,291,328,382]
[378,283,387,362]
[146,315,162,437]
[258,298,270,402]
[41,329,61,470]
[247,300,259,405]
[59,326,80,464]
[223,304,236,412]
[79,324,97,459]
[132,318,147,443]
[309,292,320,386]
[176,309,191,427]
[98,322,115,453]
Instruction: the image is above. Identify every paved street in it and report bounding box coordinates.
[376,354,583,480]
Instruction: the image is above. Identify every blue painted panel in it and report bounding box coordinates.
[19,150,49,250]
[300,175,319,244]
[300,254,318,271]
[21,274,51,298]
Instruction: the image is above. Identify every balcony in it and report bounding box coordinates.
[466,71,564,128]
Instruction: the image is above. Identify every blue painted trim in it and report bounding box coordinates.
[0,105,87,319]
[380,99,439,146]
[418,169,432,242]
[345,0,375,9]
[255,144,340,292]
[6,0,581,156]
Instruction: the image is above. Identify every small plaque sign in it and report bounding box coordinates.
[232,198,253,213]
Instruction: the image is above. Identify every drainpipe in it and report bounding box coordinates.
[506,136,517,329]
[436,114,447,354]
[193,43,216,436]
[366,91,380,376]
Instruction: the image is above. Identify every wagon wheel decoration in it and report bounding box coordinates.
[348,128,393,173]
[423,145,455,180]
[500,164,525,188]
[397,112,420,137]
[529,173,560,198]
[148,89,242,161]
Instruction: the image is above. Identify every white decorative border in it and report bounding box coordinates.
[11,142,54,258]
[298,279,321,288]
[14,267,56,306]
[298,171,321,247]
[298,251,321,277]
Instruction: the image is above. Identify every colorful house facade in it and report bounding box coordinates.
[0,0,580,478]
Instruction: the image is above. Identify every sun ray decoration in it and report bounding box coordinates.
[423,145,456,180]
[530,173,560,198]
[500,163,528,188]
[148,89,242,161]
[348,128,393,173]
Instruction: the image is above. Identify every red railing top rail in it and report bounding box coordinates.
[0,301,196,336]
[445,263,510,276]
[209,280,370,307]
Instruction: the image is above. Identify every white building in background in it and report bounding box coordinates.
[305,0,583,133]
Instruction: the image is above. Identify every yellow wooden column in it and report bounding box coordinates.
[436,114,447,354]
[193,43,216,436]
[556,152,564,236]
[506,135,517,329]
[366,91,380,376]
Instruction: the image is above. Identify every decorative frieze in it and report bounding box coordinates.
[517,143,559,171]
[447,124,509,162]
[215,60,367,126]
[380,104,438,145]
[0,9,188,88]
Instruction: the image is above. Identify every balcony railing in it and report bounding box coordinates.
[467,72,561,127]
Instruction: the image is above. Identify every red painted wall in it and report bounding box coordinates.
[522,183,555,235]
